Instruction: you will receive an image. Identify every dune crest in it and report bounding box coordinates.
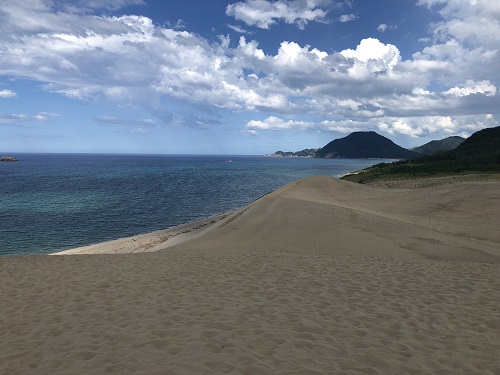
[167,176,500,262]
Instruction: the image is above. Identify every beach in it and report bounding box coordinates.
[1,176,499,374]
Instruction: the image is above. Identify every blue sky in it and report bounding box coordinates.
[1,0,499,154]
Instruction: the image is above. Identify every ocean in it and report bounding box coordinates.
[0,154,394,256]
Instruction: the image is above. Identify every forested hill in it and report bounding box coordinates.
[314,131,419,159]
[341,126,500,183]
[412,136,465,155]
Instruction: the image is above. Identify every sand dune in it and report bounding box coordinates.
[1,176,499,374]
[168,176,500,261]
[55,213,231,255]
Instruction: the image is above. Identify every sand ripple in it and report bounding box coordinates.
[1,176,499,374]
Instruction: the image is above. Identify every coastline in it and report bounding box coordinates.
[52,212,233,255]
[2,154,396,256]
[2,175,500,374]
[54,172,500,257]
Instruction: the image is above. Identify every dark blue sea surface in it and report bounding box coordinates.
[0,154,394,256]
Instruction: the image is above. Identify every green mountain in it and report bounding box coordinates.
[412,136,465,155]
[341,126,500,182]
[314,131,419,159]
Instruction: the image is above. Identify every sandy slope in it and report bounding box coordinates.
[1,176,499,374]
[54,213,231,255]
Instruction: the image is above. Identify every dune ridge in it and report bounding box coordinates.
[1,176,499,374]
[167,176,500,262]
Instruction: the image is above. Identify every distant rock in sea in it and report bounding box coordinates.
[0,156,18,162]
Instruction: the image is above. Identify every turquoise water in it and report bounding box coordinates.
[0,154,394,256]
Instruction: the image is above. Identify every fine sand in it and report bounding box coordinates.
[54,213,232,255]
[1,176,499,374]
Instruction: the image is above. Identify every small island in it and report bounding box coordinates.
[0,156,18,162]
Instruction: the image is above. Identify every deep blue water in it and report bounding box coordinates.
[0,154,394,256]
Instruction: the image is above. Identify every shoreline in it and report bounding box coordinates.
[52,211,234,255]
[53,172,500,256]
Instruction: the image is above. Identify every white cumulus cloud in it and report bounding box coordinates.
[444,80,497,97]
[0,0,498,140]
[378,114,497,138]
[226,0,332,29]
[247,116,314,130]
[416,0,500,85]
[0,89,17,98]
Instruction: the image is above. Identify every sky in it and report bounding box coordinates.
[1,0,499,155]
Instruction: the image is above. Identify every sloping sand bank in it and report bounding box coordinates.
[1,176,499,374]
[54,213,232,255]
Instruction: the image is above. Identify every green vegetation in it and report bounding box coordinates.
[314,131,419,159]
[272,149,319,157]
[412,136,465,155]
[341,127,500,183]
